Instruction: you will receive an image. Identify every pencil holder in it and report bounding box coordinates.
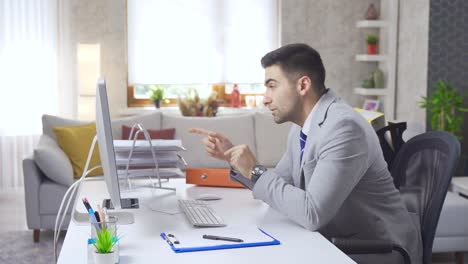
[90,216,119,264]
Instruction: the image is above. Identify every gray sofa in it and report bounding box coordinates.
[23,112,468,259]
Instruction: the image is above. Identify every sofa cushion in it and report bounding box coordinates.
[254,112,292,167]
[122,125,175,140]
[34,135,74,186]
[435,191,468,237]
[53,123,103,178]
[39,179,73,215]
[111,112,161,140]
[42,114,88,141]
[162,114,256,168]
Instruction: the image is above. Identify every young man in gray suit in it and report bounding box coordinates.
[190,43,421,264]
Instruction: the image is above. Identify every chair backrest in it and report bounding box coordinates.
[376,122,407,172]
[390,131,460,264]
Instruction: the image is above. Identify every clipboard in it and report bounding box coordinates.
[160,227,280,253]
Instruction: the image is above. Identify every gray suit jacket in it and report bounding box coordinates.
[252,90,422,263]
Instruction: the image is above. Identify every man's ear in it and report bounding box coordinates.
[297,76,312,96]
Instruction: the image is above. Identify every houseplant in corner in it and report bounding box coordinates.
[93,226,119,264]
[150,85,165,109]
[367,35,378,55]
[419,80,468,173]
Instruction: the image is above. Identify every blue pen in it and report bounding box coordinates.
[88,208,101,230]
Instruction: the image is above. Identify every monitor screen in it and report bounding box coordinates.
[96,79,138,211]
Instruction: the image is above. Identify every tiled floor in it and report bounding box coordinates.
[0,188,465,263]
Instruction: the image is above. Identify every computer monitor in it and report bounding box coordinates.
[96,79,139,211]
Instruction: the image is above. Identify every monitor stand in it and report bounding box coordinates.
[103,198,139,210]
[72,198,138,226]
[100,198,139,225]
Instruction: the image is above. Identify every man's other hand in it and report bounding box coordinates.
[189,128,234,161]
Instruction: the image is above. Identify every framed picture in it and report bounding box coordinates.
[363,99,380,111]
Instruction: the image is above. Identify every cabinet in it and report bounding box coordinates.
[354,0,399,120]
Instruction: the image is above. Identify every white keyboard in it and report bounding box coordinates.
[178,199,226,227]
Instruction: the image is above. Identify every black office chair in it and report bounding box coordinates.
[333,131,461,264]
[376,122,407,172]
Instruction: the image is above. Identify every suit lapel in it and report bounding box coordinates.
[298,90,339,187]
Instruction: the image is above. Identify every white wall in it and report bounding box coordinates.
[70,0,127,118]
[281,0,378,108]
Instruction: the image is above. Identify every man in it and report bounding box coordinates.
[190,43,421,263]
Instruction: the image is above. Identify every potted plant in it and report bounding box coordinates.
[93,226,119,264]
[419,80,468,138]
[367,35,378,55]
[419,80,468,174]
[150,85,165,108]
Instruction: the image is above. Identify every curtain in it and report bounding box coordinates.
[127,0,279,85]
[0,0,59,189]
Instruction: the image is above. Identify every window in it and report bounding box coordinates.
[127,0,279,106]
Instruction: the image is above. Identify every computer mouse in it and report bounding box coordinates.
[194,193,222,201]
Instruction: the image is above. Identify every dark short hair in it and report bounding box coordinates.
[261,43,326,94]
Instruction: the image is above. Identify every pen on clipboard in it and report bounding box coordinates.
[202,234,243,243]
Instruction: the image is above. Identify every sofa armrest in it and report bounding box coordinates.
[23,155,44,229]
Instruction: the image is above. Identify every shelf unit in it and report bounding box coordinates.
[354,87,389,96]
[355,54,387,62]
[356,20,388,28]
[354,0,399,120]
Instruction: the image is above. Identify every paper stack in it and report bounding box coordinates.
[113,139,186,179]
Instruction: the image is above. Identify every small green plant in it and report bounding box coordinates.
[367,35,378,44]
[93,227,118,254]
[419,80,468,139]
[149,85,165,101]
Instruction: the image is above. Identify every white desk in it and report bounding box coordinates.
[58,178,355,263]
[452,177,468,197]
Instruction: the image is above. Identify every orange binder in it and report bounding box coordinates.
[185,168,245,188]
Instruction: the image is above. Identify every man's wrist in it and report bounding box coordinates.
[244,166,254,180]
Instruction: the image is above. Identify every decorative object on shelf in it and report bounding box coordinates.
[365,3,379,20]
[418,80,468,140]
[255,95,264,108]
[178,88,220,117]
[149,85,165,109]
[361,75,375,88]
[373,68,384,88]
[245,95,256,107]
[366,35,379,55]
[363,99,380,111]
[230,83,241,108]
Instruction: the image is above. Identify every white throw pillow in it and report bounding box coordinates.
[34,135,74,186]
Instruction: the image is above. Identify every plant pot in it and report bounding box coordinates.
[153,100,161,109]
[367,44,378,55]
[93,251,116,264]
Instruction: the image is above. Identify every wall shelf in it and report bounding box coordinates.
[353,0,399,120]
[354,88,389,96]
[355,54,387,62]
[356,20,388,28]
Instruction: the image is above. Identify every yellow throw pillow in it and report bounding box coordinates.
[53,123,103,178]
